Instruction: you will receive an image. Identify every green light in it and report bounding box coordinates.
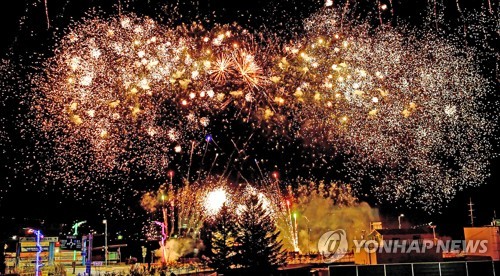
[117,235,123,240]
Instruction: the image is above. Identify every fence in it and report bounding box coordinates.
[329,260,499,276]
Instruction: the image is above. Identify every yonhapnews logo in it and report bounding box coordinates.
[317,229,349,262]
[352,239,488,254]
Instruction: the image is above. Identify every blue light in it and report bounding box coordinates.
[205,134,213,142]
[33,229,44,276]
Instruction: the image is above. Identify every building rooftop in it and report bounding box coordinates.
[374,227,434,236]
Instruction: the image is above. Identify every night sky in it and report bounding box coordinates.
[0,0,498,256]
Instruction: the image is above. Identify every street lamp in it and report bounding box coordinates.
[398,214,404,229]
[102,219,108,266]
[429,222,437,245]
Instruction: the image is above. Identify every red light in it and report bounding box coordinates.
[55,242,60,247]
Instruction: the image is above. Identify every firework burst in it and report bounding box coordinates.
[203,187,229,216]
[20,3,496,217]
[209,53,235,84]
[266,9,496,210]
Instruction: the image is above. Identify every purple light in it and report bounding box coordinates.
[154,221,167,263]
[33,229,44,276]
[205,134,212,142]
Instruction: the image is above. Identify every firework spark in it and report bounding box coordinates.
[203,187,228,216]
[21,4,496,217]
[209,53,235,84]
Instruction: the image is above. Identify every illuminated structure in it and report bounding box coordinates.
[71,220,86,262]
[34,230,43,276]
[464,226,500,261]
[154,221,167,264]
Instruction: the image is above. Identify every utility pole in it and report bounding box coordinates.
[468,198,475,227]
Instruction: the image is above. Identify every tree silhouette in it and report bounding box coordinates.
[203,203,237,274]
[235,193,286,274]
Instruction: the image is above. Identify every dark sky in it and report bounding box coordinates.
[0,0,498,244]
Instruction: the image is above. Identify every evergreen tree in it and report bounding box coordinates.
[199,219,213,261]
[203,203,237,274]
[235,193,286,274]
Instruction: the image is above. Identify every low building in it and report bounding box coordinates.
[464,226,500,261]
[354,227,443,264]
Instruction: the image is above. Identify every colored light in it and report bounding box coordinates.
[272,172,279,179]
[32,229,44,276]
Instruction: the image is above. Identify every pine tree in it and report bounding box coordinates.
[235,193,286,274]
[199,219,213,261]
[203,203,237,274]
